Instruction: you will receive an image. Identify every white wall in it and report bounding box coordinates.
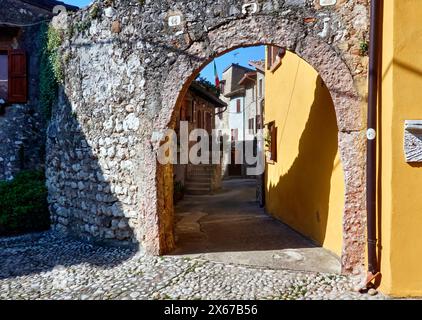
[228,96,245,142]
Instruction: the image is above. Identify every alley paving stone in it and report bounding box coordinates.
[0,232,387,300]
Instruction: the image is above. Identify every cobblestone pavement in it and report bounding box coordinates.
[0,232,388,300]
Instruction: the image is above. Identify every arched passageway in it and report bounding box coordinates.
[157,21,365,275]
[47,1,368,276]
[164,44,346,274]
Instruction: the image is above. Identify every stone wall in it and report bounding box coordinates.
[47,0,370,274]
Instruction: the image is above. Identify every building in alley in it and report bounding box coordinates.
[216,61,265,178]
[0,0,77,181]
[173,80,227,196]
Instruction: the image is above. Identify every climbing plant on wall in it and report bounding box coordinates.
[39,23,63,120]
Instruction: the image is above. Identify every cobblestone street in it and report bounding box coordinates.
[0,232,386,300]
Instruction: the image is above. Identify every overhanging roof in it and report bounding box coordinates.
[190,81,227,108]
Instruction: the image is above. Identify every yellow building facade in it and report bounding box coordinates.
[379,0,422,297]
[264,51,345,257]
[264,0,422,297]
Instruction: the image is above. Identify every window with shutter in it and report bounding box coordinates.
[8,50,27,103]
[236,99,241,113]
[270,122,277,162]
[0,51,8,102]
[205,112,212,133]
[197,109,202,128]
[180,100,187,121]
[267,46,286,72]
[231,128,238,142]
[248,118,254,134]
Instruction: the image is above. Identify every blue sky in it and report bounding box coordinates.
[62,0,92,7]
[200,46,265,83]
[62,2,265,83]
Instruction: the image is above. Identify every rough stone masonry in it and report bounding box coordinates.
[46,0,370,275]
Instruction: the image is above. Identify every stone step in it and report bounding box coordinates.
[188,172,213,178]
[186,175,212,182]
[185,187,212,195]
[185,181,211,189]
[190,168,213,171]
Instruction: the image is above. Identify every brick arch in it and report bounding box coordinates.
[153,16,366,275]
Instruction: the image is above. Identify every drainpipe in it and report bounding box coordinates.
[365,0,382,288]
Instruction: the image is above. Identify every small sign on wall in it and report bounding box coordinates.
[168,15,182,27]
[404,120,422,163]
[319,0,337,6]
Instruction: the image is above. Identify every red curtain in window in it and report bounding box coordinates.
[8,50,27,103]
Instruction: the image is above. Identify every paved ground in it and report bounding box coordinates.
[0,232,385,300]
[0,179,387,300]
[173,179,341,274]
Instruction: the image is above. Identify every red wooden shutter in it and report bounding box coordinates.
[180,101,186,120]
[267,48,272,70]
[231,128,238,142]
[8,50,27,103]
[205,112,212,133]
[236,99,241,113]
[197,109,202,128]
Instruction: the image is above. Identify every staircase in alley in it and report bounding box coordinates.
[185,164,215,195]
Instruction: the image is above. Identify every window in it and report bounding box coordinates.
[220,81,225,94]
[231,128,238,142]
[267,46,286,72]
[197,109,202,128]
[217,107,223,120]
[0,51,8,101]
[205,112,212,133]
[258,79,263,98]
[266,121,277,163]
[256,115,262,130]
[236,99,241,113]
[248,118,254,134]
[180,100,187,121]
[186,100,194,122]
[0,50,27,103]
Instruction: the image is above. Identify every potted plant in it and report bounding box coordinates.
[173,180,185,204]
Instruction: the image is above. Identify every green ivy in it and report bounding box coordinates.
[39,23,63,120]
[90,3,101,19]
[47,25,64,83]
[360,41,369,56]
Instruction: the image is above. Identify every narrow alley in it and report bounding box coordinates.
[173,179,341,274]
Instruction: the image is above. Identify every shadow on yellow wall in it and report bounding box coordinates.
[265,75,344,256]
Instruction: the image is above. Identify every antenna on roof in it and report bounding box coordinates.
[233,52,239,63]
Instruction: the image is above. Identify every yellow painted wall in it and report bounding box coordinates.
[264,51,345,256]
[379,0,422,297]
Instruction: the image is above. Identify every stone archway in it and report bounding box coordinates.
[154,17,366,275]
[47,1,368,277]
